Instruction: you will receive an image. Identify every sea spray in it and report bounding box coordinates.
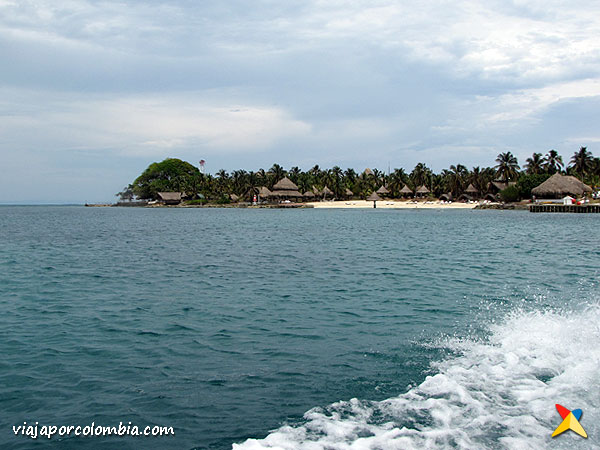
[235,303,600,449]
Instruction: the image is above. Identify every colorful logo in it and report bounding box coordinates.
[552,404,587,438]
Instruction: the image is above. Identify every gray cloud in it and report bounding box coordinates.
[1,0,600,202]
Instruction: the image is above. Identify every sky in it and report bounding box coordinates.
[1,0,600,203]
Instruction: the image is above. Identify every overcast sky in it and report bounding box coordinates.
[1,0,600,203]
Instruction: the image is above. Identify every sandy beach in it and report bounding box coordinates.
[306,200,479,209]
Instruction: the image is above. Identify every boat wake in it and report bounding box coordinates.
[235,302,600,449]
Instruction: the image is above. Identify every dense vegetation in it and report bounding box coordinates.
[117,147,600,202]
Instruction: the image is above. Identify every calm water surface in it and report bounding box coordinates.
[0,207,598,449]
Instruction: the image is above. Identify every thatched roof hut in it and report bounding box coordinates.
[229,193,239,202]
[465,184,478,194]
[376,186,390,195]
[488,180,516,193]
[439,193,453,201]
[303,190,315,198]
[399,185,413,196]
[321,186,334,198]
[531,174,593,198]
[415,185,430,196]
[257,186,273,202]
[271,177,303,200]
[367,192,381,201]
[345,188,354,197]
[364,168,373,176]
[157,192,182,205]
[272,177,298,191]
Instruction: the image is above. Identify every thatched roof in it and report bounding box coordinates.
[367,192,381,201]
[272,177,298,191]
[345,188,354,196]
[322,186,333,196]
[376,186,390,194]
[229,193,239,202]
[303,190,315,197]
[465,183,478,193]
[439,193,453,201]
[531,174,592,197]
[488,180,516,192]
[258,186,273,197]
[364,168,373,176]
[400,185,413,194]
[416,185,430,194]
[157,192,182,202]
[272,190,303,197]
[312,186,321,195]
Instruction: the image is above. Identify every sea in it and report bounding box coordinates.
[0,206,598,449]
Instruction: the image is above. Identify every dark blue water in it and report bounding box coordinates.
[1,207,598,449]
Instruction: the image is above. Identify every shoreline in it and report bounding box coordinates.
[306,200,479,209]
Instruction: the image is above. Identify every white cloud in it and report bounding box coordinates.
[0,90,311,156]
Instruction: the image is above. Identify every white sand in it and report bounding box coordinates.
[307,200,479,209]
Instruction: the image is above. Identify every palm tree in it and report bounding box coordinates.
[570,146,593,179]
[267,164,286,186]
[387,168,408,196]
[544,150,564,174]
[495,152,520,182]
[524,153,546,174]
[409,163,432,189]
[446,164,468,195]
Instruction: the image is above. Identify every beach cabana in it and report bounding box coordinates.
[376,186,390,197]
[465,184,478,198]
[157,192,182,205]
[345,188,354,199]
[257,186,273,203]
[321,186,334,200]
[531,174,592,199]
[399,185,413,198]
[415,185,430,198]
[439,193,453,202]
[271,177,303,202]
[303,190,315,200]
[366,192,381,208]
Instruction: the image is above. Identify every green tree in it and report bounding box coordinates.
[544,150,564,174]
[495,152,520,182]
[570,146,593,179]
[132,158,200,200]
[516,173,551,199]
[115,184,135,201]
[524,153,546,174]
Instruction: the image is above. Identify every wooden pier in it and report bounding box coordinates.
[529,204,600,213]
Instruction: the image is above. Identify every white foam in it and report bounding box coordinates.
[234,304,600,449]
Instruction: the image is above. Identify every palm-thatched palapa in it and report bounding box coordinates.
[465,184,478,194]
[439,193,453,201]
[157,192,182,204]
[531,174,593,198]
[271,177,303,201]
[345,188,354,198]
[257,186,273,202]
[399,185,413,197]
[376,186,390,196]
[366,191,381,207]
[415,185,430,197]
[321,186,334,198]
[303,190,315,198]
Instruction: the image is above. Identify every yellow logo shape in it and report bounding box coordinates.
[552,404,587,439]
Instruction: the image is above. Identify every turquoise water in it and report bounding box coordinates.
[1,207,598,449]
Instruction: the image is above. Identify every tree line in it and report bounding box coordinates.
[117,147,599,202]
